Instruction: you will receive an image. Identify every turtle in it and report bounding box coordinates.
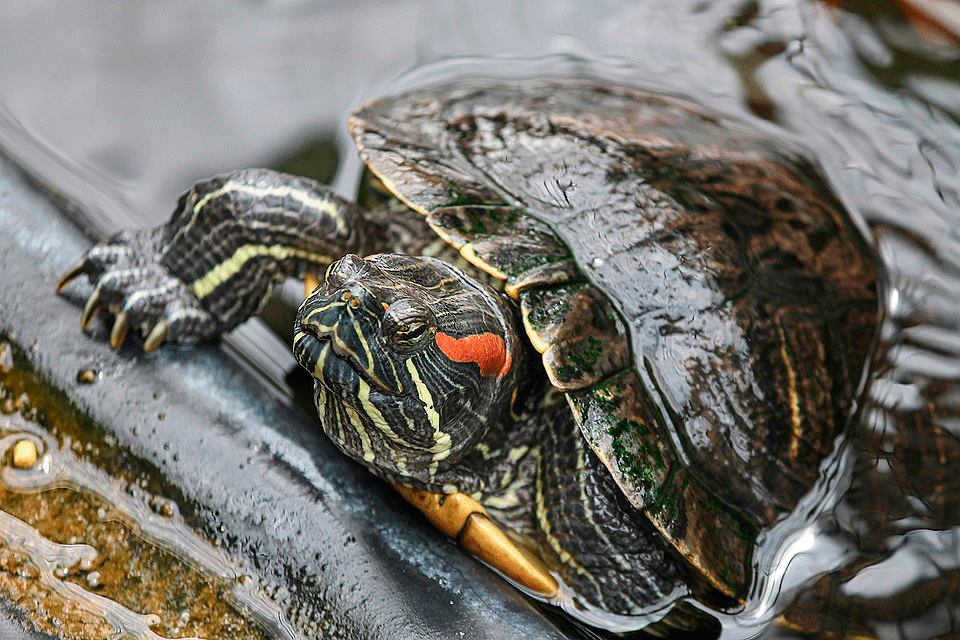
[56,77,878,632]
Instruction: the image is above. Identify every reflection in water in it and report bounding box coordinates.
[0,395,291,639]
[0,507,198,640]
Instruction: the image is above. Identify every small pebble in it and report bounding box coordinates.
[86,570,101,588]
[12,439,37,469]
[76,368,98,384]
[0,342,12,375]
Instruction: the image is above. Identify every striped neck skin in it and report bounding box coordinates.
[293,253,522,492]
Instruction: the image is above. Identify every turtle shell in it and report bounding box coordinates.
[349,78,878,597]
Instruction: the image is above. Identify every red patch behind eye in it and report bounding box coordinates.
[435,332,511,377]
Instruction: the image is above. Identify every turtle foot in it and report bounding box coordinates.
[56,230,220,351]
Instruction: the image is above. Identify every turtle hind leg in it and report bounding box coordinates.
[532,414,697,620]
[57,169,370,350]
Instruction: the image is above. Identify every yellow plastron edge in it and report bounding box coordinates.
[304,272,321,298]
[393,485,558,598]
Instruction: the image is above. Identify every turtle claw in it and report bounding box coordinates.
[394,486,559,598]
[58,229,222,350]
[81,287,104,331]
[110,311,131,349]
[56,259,89,293]
[144,320,169,353]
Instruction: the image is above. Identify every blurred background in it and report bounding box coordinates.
[1,0,954,232]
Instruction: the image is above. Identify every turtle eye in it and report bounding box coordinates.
[382,300,433,351]
[394,319,428,347]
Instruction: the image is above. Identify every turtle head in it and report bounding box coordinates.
[294,253,521,489]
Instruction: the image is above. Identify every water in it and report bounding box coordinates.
[0,354,285,639]
[2,0,959,637]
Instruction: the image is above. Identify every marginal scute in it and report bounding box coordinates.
[566,369,755,598]
[646,467,756,598]
[350,119,504,214]
[425,206,520,248]
[425,206,577,296]
[503,260,581,299]
[565,369,675,508]
[520,284,628,390]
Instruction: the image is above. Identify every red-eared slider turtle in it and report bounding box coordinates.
[57,77,878,631]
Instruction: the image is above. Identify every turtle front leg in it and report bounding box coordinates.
[57,169,368,350]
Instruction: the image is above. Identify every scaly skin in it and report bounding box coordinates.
[58,169,368,348]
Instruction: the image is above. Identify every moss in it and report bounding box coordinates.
[500,249,549,278]
[0,354,270,640]
[524,291,572,332]
[443,191,497,209]
[555,335,604,380]
[606,417,665,483]
[651,490,681,523]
